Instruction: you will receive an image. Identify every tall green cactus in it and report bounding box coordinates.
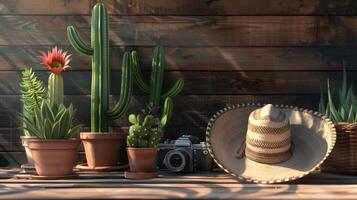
[67,3,133,132]
[132,46,183,127]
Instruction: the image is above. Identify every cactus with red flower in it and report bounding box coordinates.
[39,46,71,105]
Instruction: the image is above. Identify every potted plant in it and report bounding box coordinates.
[125,46,184,179]
[319,64,357,174]
[125,114,163,179]
[67,3,133,171]
[20,47,82,177]
[19,68,46,173]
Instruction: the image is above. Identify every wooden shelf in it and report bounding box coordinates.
[0,169,357,199]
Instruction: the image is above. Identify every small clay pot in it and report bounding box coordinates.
[80,132,127,168]
[27,139,80,176]
[20,136,37,165]
[127,148,157,172]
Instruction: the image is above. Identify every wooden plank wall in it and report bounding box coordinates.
[0,0,357,166]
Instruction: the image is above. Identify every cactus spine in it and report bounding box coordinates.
[67,3,133,132]
[48,73,64,105]
[132,46,183,127]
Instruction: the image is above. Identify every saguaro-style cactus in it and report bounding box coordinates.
[67,3,133,132]
[132,46,184,127]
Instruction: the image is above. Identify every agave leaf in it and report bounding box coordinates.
[327,80,343,123]
[347,106,355,123]
[59,109,70,138]
[51,121,61,139]
[43,119,52,139]
[339,104,346,121]
[67,124,82,138]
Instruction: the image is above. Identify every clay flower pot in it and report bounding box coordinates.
[80,132,127,168]
[127,148,157,172]
[27,139,80,176]
[20,136,37,165]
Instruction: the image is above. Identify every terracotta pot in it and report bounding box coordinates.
[127,148,157,172]
[27,139,80,176]
[80,132,127,168]
[20,136,37,164]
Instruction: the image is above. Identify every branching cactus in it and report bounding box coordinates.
[67,3,133,132]
[131,46,183,127]
[127,114,163,148]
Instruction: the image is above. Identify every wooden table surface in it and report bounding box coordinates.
[0,169,357,199]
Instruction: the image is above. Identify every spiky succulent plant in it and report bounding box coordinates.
[127,114,163,148]
[319,63,357,123]
[20,68,47,136]
[21,100,82,139]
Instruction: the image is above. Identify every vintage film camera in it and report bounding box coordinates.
[157,135,212,173]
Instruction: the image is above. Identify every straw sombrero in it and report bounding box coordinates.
[206,103,336,184]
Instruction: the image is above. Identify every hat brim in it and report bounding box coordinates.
[206,104,336,184]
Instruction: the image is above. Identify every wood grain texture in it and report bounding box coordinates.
[1,46,357,71]
[2,0,357,15]
[1,15,357,46]
[2,175,357,199]
[0,70,351,95]
[0,15,317,46]
[0,94,320,128]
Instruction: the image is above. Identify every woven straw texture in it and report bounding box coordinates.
[206,103,336,184]
[246,104,292,164]
[321,122,357,174]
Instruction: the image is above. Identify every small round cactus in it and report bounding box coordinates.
[127,114,163,148]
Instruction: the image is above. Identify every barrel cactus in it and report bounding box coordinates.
[67,3,133,132]
[127,114,163,148]
[131,46,183,127]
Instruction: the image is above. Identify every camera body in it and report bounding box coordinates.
[157,135,212,173]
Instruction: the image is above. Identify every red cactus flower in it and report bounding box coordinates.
[39,46,71,75]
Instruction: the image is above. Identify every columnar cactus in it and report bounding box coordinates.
[48,73,64,105]
[67,3,133,132]
[127,114,163,148]
[131,46,183,127]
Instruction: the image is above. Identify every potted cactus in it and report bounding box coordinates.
[319,63,357,174]
[125,46,184,179]
[125,114,163,179]
[67,3,133,170]
[20,47,82,177]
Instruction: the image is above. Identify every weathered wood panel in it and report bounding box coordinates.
[0,70,351,95]
[0,94,320,128]
[2,46,357,71]
[0,15,317,46]
[2,0,357,15]
[2,15,357,46]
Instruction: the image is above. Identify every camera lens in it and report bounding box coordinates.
[164,149,187,172]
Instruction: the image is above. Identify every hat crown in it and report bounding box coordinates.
[245,104,292,164]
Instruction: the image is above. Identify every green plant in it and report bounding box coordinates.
[20,68,47,136]
[40,46,71,105]
[132,46,183,127]
[319,64,357,123]
[127,114,163,148]
[22,100,82,139]
[67,3,133,132]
